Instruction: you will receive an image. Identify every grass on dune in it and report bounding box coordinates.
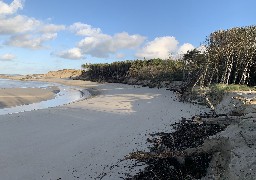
[210,84,256,93]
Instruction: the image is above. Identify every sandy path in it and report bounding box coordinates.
[0,87,57,108]
[0,81,208,179]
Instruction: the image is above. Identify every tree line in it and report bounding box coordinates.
[185,25,256,87]
[79,25,256,89]
[80,59,184,87]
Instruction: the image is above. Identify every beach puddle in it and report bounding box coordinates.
[0,79,90,115]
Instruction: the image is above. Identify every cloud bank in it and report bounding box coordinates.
[58,22,195,60]
[0,0,196,61]
[56,22,146,59]
[57,28,194,60]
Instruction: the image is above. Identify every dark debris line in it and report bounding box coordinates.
[123,115,229,180]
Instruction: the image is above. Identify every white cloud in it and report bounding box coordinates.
[0,14,65,48]
[112,32,145,49]
[0,14,65,36]
[136,36,179,59]
[0,0,23,16]
[63,22,146,58]
[0,15,40,34]
[77,34,112,57]
[76,32,145,58]
[69,22,101,36]
[55,48,83,60]
[0,1,65,50]
[55,25,146,59]
[177,43,194,54]
[6,33,57,49]
[197,45,207,53]
[0,53,16,60]
[40,24,66,33]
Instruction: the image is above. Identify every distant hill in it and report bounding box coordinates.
[43,69,82,78]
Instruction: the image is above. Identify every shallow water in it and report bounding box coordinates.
[0,79,90,115]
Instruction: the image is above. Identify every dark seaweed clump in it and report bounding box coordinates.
[125,116,229,180]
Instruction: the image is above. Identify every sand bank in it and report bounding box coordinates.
[0,87,58,108]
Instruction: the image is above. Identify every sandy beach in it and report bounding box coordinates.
[0,79,208,179]
[0,78,255,179]
[0,87,58,108]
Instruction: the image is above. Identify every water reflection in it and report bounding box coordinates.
[0,79,89,115]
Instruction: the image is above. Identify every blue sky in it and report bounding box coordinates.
[0,0,255,74]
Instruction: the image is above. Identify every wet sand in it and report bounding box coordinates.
[0,87,58,108]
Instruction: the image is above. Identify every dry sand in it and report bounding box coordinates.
[0,79,208,179]
[0,87,58,108]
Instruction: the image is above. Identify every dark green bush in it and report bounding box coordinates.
[80,59,184,85]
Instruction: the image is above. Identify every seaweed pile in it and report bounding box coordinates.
[124,115,230,180]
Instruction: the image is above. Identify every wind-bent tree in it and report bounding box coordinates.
[186,25,256,87]
[182,49,207,86]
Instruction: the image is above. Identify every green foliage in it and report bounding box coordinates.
[81,63,90,69]
[79,25,256,91]
[196,25,256,86]
[202,83,256,106]
[82,60,132,82]
[210,84,256,93]
[128,59,183,81]
[181,25,256,90]
[182,49,207,86]
[80,59,184,86]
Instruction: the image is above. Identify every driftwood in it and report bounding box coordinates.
[125,150,186,160]
[201,116,236,125]
[126,137,230,161]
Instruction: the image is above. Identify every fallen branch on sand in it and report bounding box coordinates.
[125,137,230,161]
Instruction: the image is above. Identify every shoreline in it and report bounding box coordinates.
[0,78,90,115]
